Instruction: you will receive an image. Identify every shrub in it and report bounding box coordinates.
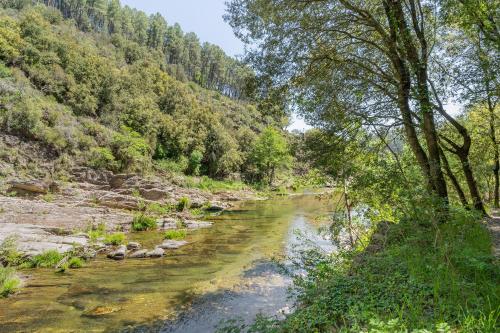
[0,62,11,78]
[68,257,84,268]
[0,267,20,297]
[164,229,187,240]
[0,236,24,266]
[131,214,157,231]
[103,233,126,245]
[28,250,64,268]
[187,150,203,176]
[176,196,190,211]
[146,202,171,216]
[87,222,106,241]
[87,147,118,171]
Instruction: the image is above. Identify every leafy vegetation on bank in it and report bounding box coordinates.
[164,230,187,241]
[0,266,20,297]
[131,214,157,231]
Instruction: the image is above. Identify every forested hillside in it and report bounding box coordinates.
[0,1,284,181]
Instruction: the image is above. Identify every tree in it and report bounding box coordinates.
[226,0,488,213]
[249,127,291,185]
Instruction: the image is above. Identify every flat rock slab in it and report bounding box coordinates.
[0,223,89,256]
[0,196,132,230]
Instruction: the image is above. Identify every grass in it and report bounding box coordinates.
[131,214,157,231]
[164,230,187,240]
[26,250,64,268]
[176,197,190,212]
[0,236,24,266]
[146,202,172,216]
[185,176,248,192]
[104,233,126,245]
[0,267,20,297]
[220,206,499,333]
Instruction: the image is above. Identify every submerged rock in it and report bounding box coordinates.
[158,240,188,249]
[107,245,127,260]
[82,306,121,317]
[184,220,213,229]
[146,247,165,258]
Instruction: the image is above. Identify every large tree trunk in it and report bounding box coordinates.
[458,152,487,214]
[440,147,469,208]
[389,0,448,202]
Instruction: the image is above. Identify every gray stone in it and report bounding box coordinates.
[184,220,213,229]
[127,242,141,250]
[8,180,49,194]
[158,240,188,249]
[146,247,165,258]
[107,245,127,260]
[128,249,148,258]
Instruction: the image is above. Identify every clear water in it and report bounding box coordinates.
[0,193,334,332]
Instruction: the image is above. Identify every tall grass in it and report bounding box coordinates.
[0,267,20,297]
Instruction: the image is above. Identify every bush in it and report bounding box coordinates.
[28,250,64,268]
[0,236,23,266]
[0,266,20,297]
[146,202,171,216]
[103,233,126,245]
[176,196,190,211]
[131,214,157,231]
[68,257,84,268]
[187,150,203,176]
[164,229,187,240]
[0,62,11,78]
[87,147,118,171]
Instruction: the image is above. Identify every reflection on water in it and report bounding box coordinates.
[0,193,334,333]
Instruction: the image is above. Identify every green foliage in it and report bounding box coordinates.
[87,222,106,242]
[87,147,118,171]
[0,4,279,180]
[164,229,187,240]
[131,214,157,231]
[0,236,24,266]
[249,127,291,185]
[27,250,64,268]
[185,175,248,192]
[0,266,20,298]
[0,61,11,77]
[146,202,172,216]
[244,204,499,333]
[187,150,203,176]
[176,196,190,211]
[103,233,126,246]
[67,257,84,269]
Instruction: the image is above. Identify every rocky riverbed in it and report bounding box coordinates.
[0,167,258,261]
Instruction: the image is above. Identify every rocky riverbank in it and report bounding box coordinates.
[0,167,259,263]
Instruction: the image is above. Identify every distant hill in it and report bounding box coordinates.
[0,2,284,180]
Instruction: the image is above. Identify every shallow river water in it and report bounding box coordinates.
[0,192,334,333]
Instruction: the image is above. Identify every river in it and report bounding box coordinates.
[0,192,335,333]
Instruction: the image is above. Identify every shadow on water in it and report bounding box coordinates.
[0,192,335,333]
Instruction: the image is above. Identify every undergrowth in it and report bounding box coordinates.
[218,205,499,332]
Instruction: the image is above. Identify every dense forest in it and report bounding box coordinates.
[0,0,289,183]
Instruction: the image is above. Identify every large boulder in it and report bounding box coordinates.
[8,180,52,195]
